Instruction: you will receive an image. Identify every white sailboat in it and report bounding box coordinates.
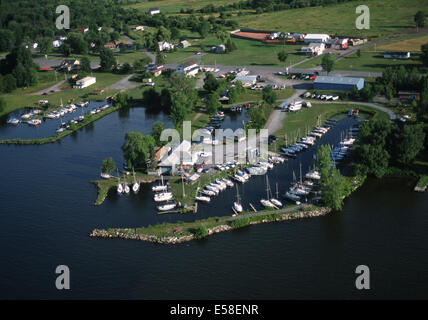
[260,175,275,208]
[270,183,283,207]
[132,168,140,193]
[233,184,243,213]
[195,195,211,203]
[124,184,130,194]
[117,173,123,195]
[152,175,167,192]
[158,203,176,212]
[154,192,173,202]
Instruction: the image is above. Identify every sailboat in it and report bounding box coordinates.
[117,172,123,195]
[260,175,275,208]
[270,183,283,207]
[124,184,130,194]
[158,203,176,212]
[152,175,167,192]
[233,184,243,213]
[132,168,140,193]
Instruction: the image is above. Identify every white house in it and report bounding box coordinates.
[234,75,258,87]
[301,43,325,56]
[178,40,191,48]
[52,40,63,48]
[304,33,330,43]
[148,8,160,15]
[158,140,197,174]
[133,25,145,31]
[158,41,174,52]
[74,76,96,89]
[176,61,200,77]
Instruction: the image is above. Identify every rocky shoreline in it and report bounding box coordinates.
[90,207,332,245]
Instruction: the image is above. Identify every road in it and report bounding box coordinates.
[106,74,139,91]
[30,79,66,96]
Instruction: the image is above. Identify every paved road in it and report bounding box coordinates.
[30,79,66,96]
[106,74,139,91]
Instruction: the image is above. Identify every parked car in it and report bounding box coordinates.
[310,75,317,80]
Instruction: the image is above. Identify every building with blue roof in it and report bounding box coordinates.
[314,76,364,91]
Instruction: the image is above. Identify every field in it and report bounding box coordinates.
[124,0,233,13]
[201,38,306,67]
[333,51,422,72]
[233,0,426,38]
[377,34,428,51]
[297,53,340,69]
[0,72,125,117]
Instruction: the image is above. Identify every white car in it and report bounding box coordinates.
[332,96,339,101]
[326,95,333,100]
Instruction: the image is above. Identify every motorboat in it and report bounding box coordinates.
[195,195,211,203]
[158,203,176,212]
[7,118,20,125]
[270,198,283,207]
[152,185,167,192]
[154,192,173,202]
[247,166,267,176]
[202,189,216,197]
[27,119,41,126]
[100,173,111,179]
[222,179,234,188]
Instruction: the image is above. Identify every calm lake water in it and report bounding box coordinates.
[0,105,427,299]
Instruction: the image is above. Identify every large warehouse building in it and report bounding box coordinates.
[313,76,364,91]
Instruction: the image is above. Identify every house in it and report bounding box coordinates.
[234,75,258,87]
[304,33,330,43]
[52,40,63,48]
[75,27,89,33]
[314,76,365,91]
[58,59,80,72]
[301,43,325,56]
[348,38,367,46]
[158,41,174,52]
[146,64,164,77]
[384,52,411,59]
[398,91,420,102]
[157,140,198,174]
[104,40,130,50]
[211,44,226,54]
[148,8,160,15]
[133,25,145,31]
[177,40,191,49]
[330,38,348,50]
[176,61,199,77]
[74,76,96,89]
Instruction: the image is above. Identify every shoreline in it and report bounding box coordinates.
[90,206,332,244]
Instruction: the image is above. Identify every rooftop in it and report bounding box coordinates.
[314,76,363,85]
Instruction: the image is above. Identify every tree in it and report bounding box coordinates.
[155,51,165,65]
[390,124,426,166]
[121,132,155,171]
[99,47,116,72]
[0,30,14,52]
[421,42,428,67]
[247,107,266,131]
[152,122,165,146]
[225,38,237,52]
[143,88,161,110]
[206,92,220,115]
[0,97,6,113]
[38,37,51,55]
[3,74,17,92]
[65,32,88,54]
[101,157,116,174]
[60,43,72,57]
[414,11,426,30]
[357,49,361,58]
[170,92,188,128]
[160,88,173,114]
[277,50,288,65]
[203,72,219,93]
[197,20,210,38]
[170,27,181,40]
[262,86,277,105]
[80,56,91,73]
[384,83,394,102]
[228,86,238,104]
[321,54,335,74]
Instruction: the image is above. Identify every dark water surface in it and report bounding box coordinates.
[0,106,427,299]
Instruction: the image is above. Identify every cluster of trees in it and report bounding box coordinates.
[353,119,426,178]
[316,145,350,211]
[0,46,39,93]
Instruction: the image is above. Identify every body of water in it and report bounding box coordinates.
[0,106,427,299]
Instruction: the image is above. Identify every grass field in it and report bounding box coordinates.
[333,50,422,72]
[201,38,305,67]
[377,34,428,51]
[297,53,340,69]
[0,72,125,117]
[233,0,426,38]
[124,0,233,13]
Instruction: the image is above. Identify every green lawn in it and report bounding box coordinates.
[0,72,125,117]
[124,0,234,14]
[333,51,423,72]
[202,38,305,67]
[298,53,340,69]
[233,0,427,38]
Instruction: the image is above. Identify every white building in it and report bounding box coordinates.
[148,8,160,15]
[304,33,330,43]
[74,76,96,89]
[301,43,325,56]
[234,75,258,87]
[158,41,174,52]
[133,25,145,31]
[178,40,191,48]
[52,40,63,48]
[158,140,198,174]
[176,61,200,77]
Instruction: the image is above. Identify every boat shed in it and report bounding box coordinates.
[234,75,258,86]
[313,76,364,91]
